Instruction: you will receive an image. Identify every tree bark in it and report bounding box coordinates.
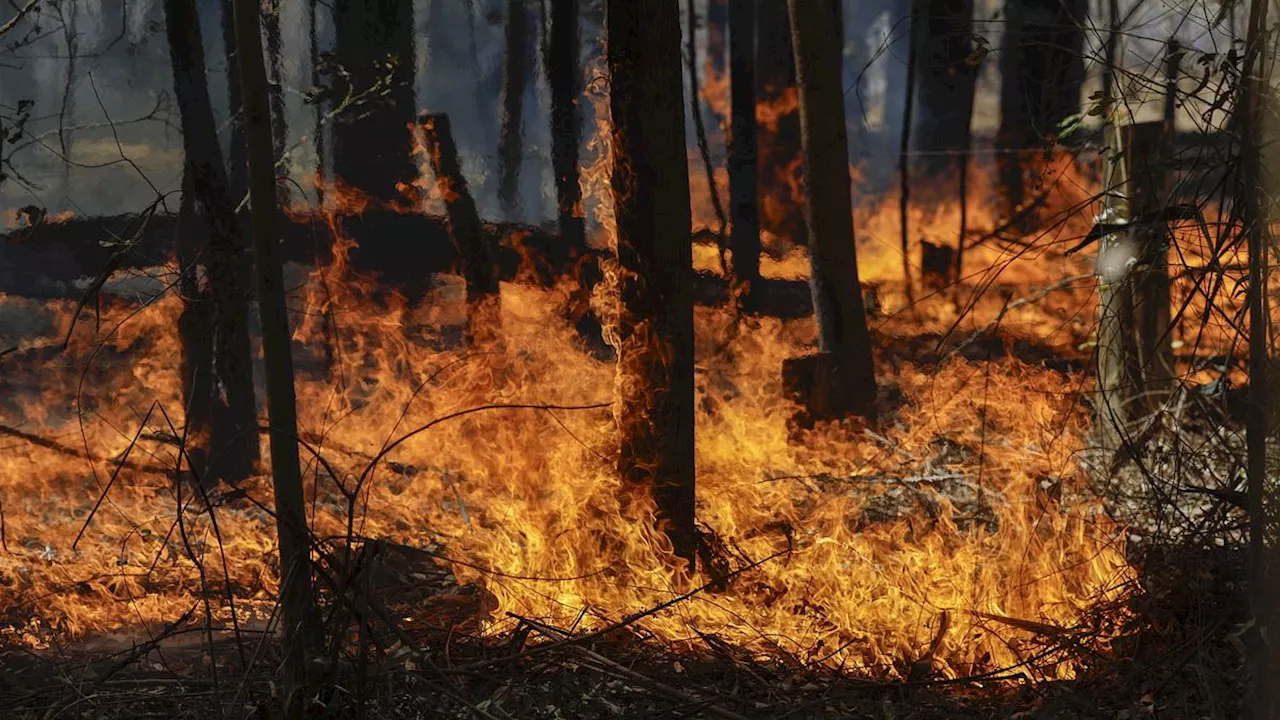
[1094,120,1173,443]
[264,0,289,205]
[418,112,500,344]
[547,0,585,257]
[165,0,260,488]
[606,0,697,567]
[232,0,322,699]
[728,0,761,303]
[906,0,978,190]
[1239,0,1276,714]
[221,0,247,204]
[788,0,879,422]
[996,0,1086,217]
[332,0,417,204]
[498,0,532,215]
[546,0,604,351]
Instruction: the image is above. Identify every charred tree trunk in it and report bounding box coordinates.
[165,0,259,488]
[332,0,417,204]
[498,0,532,215]
[786,0,879,422]
[906,0,978,192]
[729,0,761,304]
[546,0,604,351]
[606,0,697,567]
[996,0,1086,218]
[547,0,584,257]
[232,0,322,697]
[756,0,805,250]
[419,113,500,344]
[222,0,247,203]
[308,0,325,206]
[264,0,289,205]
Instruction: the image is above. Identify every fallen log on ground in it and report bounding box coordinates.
[0,211,819,318]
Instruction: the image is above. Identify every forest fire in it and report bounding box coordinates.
[0,121,1135,682]
[6,0,1273,715]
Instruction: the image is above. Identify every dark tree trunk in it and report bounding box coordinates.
[264,0,289,205]
[308,0,325,206]
[787,0,878,422]
[232,0,322,696]
[165,0,260,488]
[546,0,604,351]
[418,113,501,344]
[996,0,1086,216]
[755,0,805,249]
[729,0,761,301]
[332,0,417,204]
[498,0,532,215]
[547,0,584,256]
[221,0,247,204]
[906,0,978,190]
[606,0,697,567]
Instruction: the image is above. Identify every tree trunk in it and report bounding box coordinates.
[728,0,761,303]
[332,0,417,204]
[231,0,322,699]
[755,0,805,249]
[222,0,247,204]
[996,0,1086,217]
[264,0,289,205]
[906,0,978,191]
[606,0,697,567]
[418,112,501,344]
[547,0,585,257]
[1239,0,1276,714]
[498,0,532,215]
[165,0,260,488]
[787,0,879,422]
[1094,120,1173,444]
[546,0,604,351]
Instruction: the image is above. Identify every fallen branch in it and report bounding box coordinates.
[0,423,170,474]
[517,615,753,720]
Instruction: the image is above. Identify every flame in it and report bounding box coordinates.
[0,60,1151,682]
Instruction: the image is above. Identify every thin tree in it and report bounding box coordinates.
[546,0,605,350]
[547,0,585,256]
[498,0,532,215]
[1239,0,1275,713]
[164,0,259,488]
[606,0,697,566]
[728,0,761,304]
[232,0,322,699]
[788,0,878,422]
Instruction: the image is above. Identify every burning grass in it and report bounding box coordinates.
[0,194,1135,686]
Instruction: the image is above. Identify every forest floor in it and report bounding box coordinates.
[0,537,1245,720]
